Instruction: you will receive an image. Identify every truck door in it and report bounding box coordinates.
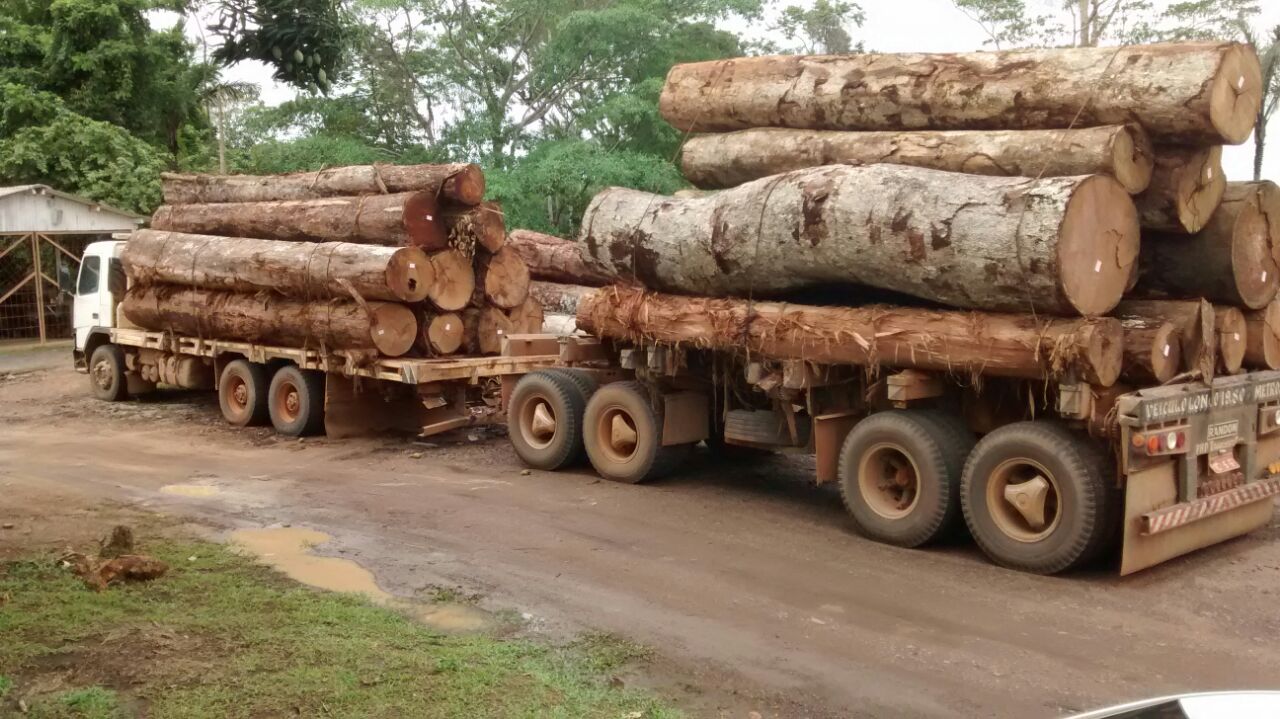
[72,254,102,350]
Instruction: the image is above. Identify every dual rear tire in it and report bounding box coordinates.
[217,361,325,437]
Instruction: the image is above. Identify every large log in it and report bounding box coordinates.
[580,165,1138,316]
[506,296,545,334]
[529,281,596,316]
[1244,301,1280,369]
[681,126,1155,194]
[121,229,432,303]
[462,306,514,355]
[150,192,441,247]
[1118,318,1182,384]
[1134,181,1280,309]
[425,249,475,312]
[660,43,1262,145]
[1116,300,1216,380]
[578,286,1123,386]
[473,246,530,309]
[443,202,506,253]
[122,285,417,357]
[1134,146,1225,233]
[160,163,485,206]
[507,229,614,286]
[418,312,464,356]
[1214,306,1247,374]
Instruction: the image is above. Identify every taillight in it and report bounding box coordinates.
[1133,427,1189,457]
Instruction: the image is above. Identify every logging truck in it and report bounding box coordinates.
[72,239,558,439]
[503,332,1280,576]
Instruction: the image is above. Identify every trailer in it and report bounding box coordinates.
[72,239,556,438]
[505,336,1280,575]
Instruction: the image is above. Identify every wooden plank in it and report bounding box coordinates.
[31,234,46,343]
[814,412,861,484]
[501,333,561,357]
[40,233,82,263]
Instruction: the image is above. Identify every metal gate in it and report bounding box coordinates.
[0,233,90,343]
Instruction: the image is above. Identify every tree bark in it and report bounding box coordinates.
[418,312,464,356]
[580,165,1138,316]
[659,43,1262,145]
[150,192,442,247]
[1245,301,1280,369]
[1134,146,1225,233]
[122,285,418,357]
[506,296,545,334]
[121,229,432,303]
[681,125,1155,194]
[425,249,475,312]
[443,202,506,254]
[161,163,485,206]
[1118,317,1182,384]
[578,286,1123,386]
[530,281,596,317]
[1135,181,1280,309]
[1215,306,1247,374]
[473,246,530,309]
[462,306,514,355]
[507,229,614,286]
[1115,300,1216,380]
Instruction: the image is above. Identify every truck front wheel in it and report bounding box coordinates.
[89,344,128,402]
[960,422,1114,574]
[219,360,270,427]
[268,366,326,437]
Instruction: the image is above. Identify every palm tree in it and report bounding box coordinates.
[199,73,258,174]
[1237,20,1280,181]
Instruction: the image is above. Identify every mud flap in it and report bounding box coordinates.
[1120,462,1275,575]
[324,375,431,439]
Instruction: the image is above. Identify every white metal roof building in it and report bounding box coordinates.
[0,185,143,343]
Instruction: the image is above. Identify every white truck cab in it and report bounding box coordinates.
[72,239,127,367]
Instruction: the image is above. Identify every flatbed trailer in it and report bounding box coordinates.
[505,336,1280,575]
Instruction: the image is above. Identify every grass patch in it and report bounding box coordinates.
[0,541,680,718]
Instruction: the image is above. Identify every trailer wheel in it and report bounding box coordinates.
[219,360,270,427]
[508,370,588,471]
[583,381,688,484]
[838,410,960,548]
[914,410,978,538]
[961,422,1112,574]
[89,344,128,402]
[554,368,599,398]
[268,366,326,437]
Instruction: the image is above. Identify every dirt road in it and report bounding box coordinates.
[3,365,1280,718]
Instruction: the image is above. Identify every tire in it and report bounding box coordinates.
[88,344,128,402]
[837,410,961,548]
[554,368,599,398]
[218,360,270,427]
[508,370,588,471]
[583,381,688,484]
[267,366,326,437]
[960,421,1114,574]
[913,410,977,538]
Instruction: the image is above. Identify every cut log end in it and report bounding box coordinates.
[472,203,507,253]
[1123,321,1182,384]
[1111,125,1155,195]
[1179,146,1226,233]
[465,307,515,355]
[1245,302,1280,369]
[427,250,475,312]
[1215,306,1247,373]
[1079,318,1124,387]
[1230,182,1280,309]
[443,165,486,206]
[369,304,419,357]
[1148,322,1183,383]
[507,296,545,334]
[422,312,465,355]
[1058,175,1139,316]
[1211,44,1265,145]
[480,247,531,309]
[385,247,434,303]
[403,191,447,251]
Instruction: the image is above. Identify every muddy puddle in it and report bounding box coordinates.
[230,527,492,632]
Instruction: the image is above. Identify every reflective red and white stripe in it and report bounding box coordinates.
[1140,478,1280,536]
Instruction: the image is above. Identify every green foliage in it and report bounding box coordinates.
[487,139,686,237]
[231,134,395,174]
[1160,0,1261,41]
[774,0,865,54]
[206,0,350,91]
[32,686,125,719]
[0,675,11,699]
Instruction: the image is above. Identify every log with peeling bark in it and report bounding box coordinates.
[121,230,432,303]
[443,202,506,254]
[418,312,464,356]
[660,43,1262,145]
[681,126,1155,194]
[1134,146,1225,233]
[1135,181,1280,309]
[1215,306,1247,374]
[160,164,485,206]
[462,306,514,355]
[1116,300,1216,380]
[529,281,596,317]
[1118,317,1182,384]
[122,285,418,357]
[580,165,1138,316]
[506,296,545,334]
[579,286,1124,386]
[426,249,475,312]
[150,192,442,247]
[473,246,530,309]
[1245,301,1280,369]
[507,229,615,286]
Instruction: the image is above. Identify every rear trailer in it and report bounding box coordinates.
[505,336,1280,575]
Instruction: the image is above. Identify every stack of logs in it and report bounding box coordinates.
[120,163,539,358]
[510,41,1280,389]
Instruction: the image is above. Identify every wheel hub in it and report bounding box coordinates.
[609,412,638,456]
[987,459,1062,543]
[521,398,558,449]
[1003,475,1051,530]
[858,443,921,519]
[91,360,112,390]
[231,380,249,408]
[285,390,300,414]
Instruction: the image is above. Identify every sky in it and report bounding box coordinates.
[162,0,1280,182]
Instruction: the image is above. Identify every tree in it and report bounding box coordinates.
[773,0,865,54]
[952,0,1157,48]
[200,0,351,91]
